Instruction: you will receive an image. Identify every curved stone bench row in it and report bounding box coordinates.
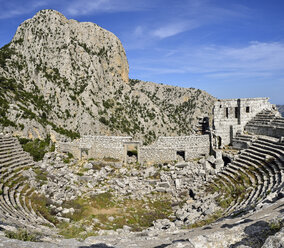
[207,135,284,217]
[0,136,53,230]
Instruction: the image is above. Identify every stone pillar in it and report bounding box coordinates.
[214,150,224,172]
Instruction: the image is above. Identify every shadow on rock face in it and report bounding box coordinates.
[79,244,116,248]
[229,221,272,248]
[154,239,194,248]
[221,219,253,229]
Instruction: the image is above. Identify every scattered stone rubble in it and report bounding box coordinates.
[23,150,220,226]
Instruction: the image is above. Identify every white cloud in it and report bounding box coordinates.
[0,1,47,19]
[152,21,199,39]
[130,42,284,79]
[65,0,148,16]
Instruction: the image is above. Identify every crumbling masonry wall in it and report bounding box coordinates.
[213,98,273,146]
[88,136,132,160]
[57,134,210,164]
[57,136,132,160]
[139,135,210,164]
[57,97,275,162]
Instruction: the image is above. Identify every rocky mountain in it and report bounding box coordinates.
[277,105,284,117]
[0,9,215,143]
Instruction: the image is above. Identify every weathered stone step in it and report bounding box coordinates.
[14,184,36,220]
[9,182,37,222]
[258,137,284,147]
[239,153,275,175]
[0,153,31,165]
[0,159,33,172]
[241,151,282,178]
[227,164,257,186]
[230,162,264,184]
[0,155,32,167]
[0,142,22,150]
[251,143,284,160]
[0,147,24,156]
[233,157,274,189]
[3,186,28,220]
[0,150,26,161]
[237,155,271,175]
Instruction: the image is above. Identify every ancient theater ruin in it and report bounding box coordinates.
[57,97,283,165]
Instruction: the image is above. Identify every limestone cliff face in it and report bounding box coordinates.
[0,9,215,143]
[12,9,129,84]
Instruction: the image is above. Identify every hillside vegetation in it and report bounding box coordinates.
[0,9,215,143]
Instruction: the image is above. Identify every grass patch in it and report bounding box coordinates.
[58,194,174,238]
[103,157,120,162]
[90,192,115,209]
[33,168,48,183]
[58,222,85,239]
[30,193,58,225]
[5,228,40,242]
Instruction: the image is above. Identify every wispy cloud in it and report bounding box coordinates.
[152,21,199,39]
[124,0,251,47]
[0,0,47,19]
[65,0,149,16]
[130,42,284,79]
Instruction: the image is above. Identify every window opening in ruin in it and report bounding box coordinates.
[246,106,250,113]
[202,117,210,134]
[126,143,138,163]
[235,107,238,118]
[127,150,137,158]
[226,108,229,118]
[218,136,222,148]
[220,105,222,108]
[176,151,185,161]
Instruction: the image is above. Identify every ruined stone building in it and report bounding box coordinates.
[57,97,282,164]
[213,98,275,147]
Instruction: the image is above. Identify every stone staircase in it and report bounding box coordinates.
[0,134,53,231]
[207,135,284,216]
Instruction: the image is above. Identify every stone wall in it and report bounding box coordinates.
[57,136,132,160]
[213,98,273,145]
[85,136,132,160]
[139,135,210,164]
[57,134,210,164]
[139,147,176,164]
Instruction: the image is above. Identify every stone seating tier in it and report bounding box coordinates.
[0,135,52,230]
[211,134,284,216]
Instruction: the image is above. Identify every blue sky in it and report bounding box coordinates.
[0,0,284,104]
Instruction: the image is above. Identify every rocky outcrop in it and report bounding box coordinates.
[0,9,215,142]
